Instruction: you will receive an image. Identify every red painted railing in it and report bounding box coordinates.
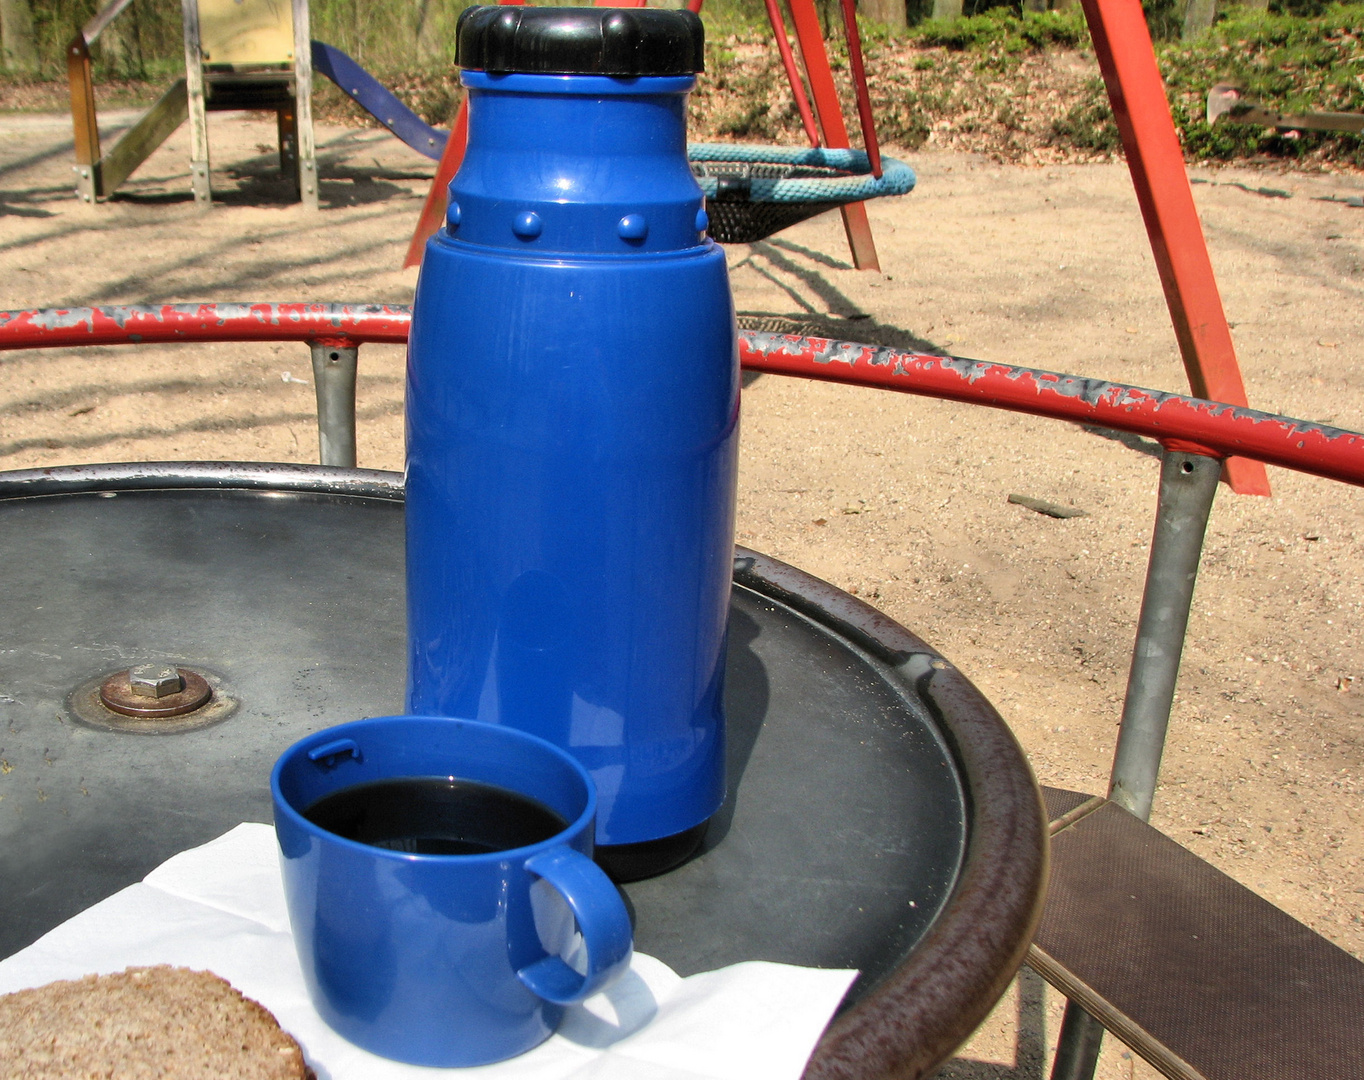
[0,303,412,350]
[739,332,1364,490]
[2,303,1362,488]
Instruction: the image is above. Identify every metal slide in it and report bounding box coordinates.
[310,41,449,161]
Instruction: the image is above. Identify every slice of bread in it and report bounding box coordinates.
[0,965,312,1079]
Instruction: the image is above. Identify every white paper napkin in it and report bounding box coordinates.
[0,824,857,1080]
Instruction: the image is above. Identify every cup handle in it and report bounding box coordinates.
[517,845,634,1005]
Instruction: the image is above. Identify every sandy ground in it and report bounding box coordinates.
[1,108,1362,1079]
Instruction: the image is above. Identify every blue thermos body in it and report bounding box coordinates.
[406,7,738,877]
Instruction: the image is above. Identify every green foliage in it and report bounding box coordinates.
[1268,0,1334,14]
[7,0,182,80]
[1,0,783,79]
[95,0,182,79]
[871,58,958,148]
[1050,75,1120,151]
[1141,0,1184,43]
[912,8,1089,52]
[1159,2,1364,166]
[890,2,1364,165]
[697,0,772,40]
[19,0,95,78]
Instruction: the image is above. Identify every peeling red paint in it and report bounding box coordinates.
[0,303,411,348]
[737,331,1364,489]
[1,305,1361,489]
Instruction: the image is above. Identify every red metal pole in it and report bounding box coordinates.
[763,0,821,147]
[837,0,881,178]
[403,98,469,269]
[735,331,1364,489]
[783,0,880,270]
[403,0,522,269]
[0,304,413,348]
[1079,0,1270,497]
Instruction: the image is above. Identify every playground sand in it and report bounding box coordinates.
[0,111,1362,1080]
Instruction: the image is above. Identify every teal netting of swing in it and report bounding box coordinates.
[688,144,916,244]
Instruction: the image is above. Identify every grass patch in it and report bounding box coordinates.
[861,3,1364,166]
[911,8,1091,53]
[1050,77,1121,154]
[1161,4,1364,168]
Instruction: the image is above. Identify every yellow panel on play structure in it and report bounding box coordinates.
[198,0,294,67]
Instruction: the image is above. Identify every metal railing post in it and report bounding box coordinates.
[1109,449,1220,821]
[309,343,359,468]
[1049,447,1220,1080]
[1049,1001,1106,1080]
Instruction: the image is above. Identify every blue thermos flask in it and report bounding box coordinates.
[405,6,738,879]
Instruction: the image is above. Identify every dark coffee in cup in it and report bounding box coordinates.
[304,777,568,856]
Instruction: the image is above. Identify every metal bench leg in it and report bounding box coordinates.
[310,343,358,467]
[1048,448,1220,1080]
[1050,1002,1106,1080]
[1109,449,1220,821]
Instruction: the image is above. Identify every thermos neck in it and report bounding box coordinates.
[442,72,707,256]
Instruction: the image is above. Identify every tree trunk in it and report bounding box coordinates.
[416,0,441,63]
[859,0,906,30]
[931,0,962,21]
[102,5,143,79]
[1182,0,1217,38]
[0,0,39,76]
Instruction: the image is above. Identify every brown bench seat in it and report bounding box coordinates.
[1030,786,1364,1080]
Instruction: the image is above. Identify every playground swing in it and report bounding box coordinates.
[682,0,916,254]
[689,144,915,246]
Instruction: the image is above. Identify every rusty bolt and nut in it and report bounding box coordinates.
[99,662,212,718]
[129,663,184,698]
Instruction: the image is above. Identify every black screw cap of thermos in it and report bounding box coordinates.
[456,6,705,76]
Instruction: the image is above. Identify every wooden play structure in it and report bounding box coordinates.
[67,0,319,208]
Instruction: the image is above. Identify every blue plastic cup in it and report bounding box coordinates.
[271,715,634,1066]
